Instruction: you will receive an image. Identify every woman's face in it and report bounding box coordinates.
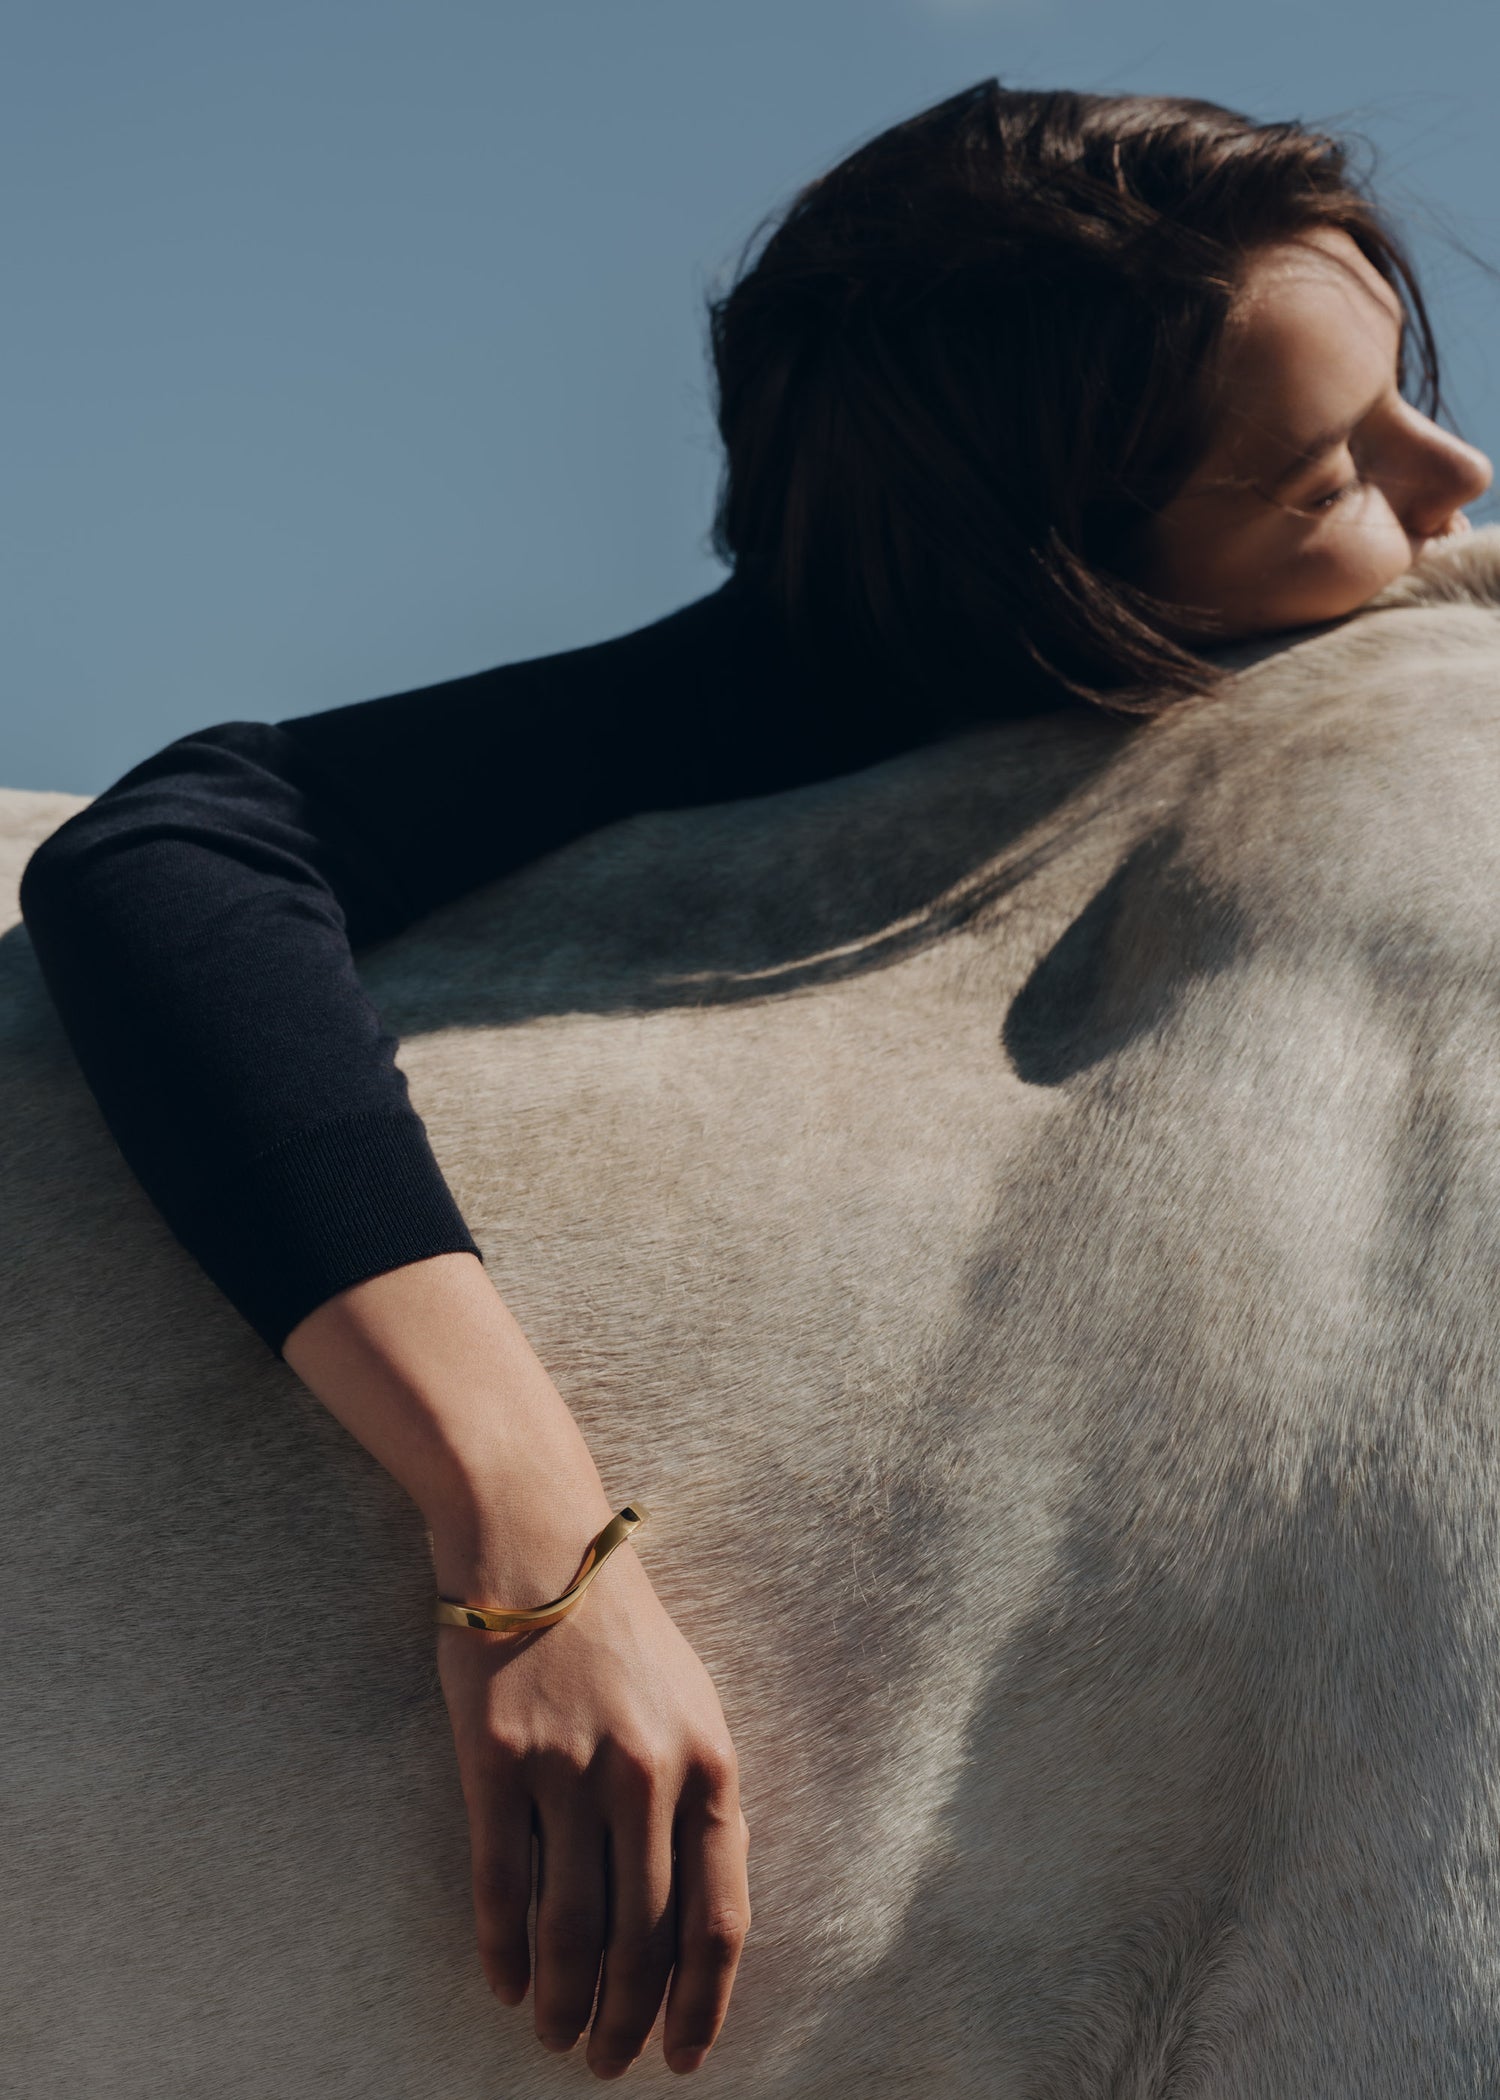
[1128,226,1493,642]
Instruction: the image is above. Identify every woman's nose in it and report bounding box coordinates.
[1401,424,1493,540]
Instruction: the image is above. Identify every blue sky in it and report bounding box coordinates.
[8,0,1500,790]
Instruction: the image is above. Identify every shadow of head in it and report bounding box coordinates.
[1004,827,1248,1087]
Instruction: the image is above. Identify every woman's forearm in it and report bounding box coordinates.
[283,1250,752,2078]
[281,1251,616,1600]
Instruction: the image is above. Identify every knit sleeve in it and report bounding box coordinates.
[18,578,822,1359]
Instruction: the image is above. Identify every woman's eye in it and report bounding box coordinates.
[1313,474,1364,511]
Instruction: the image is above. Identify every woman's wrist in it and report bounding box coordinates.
[426,1457,617,1603]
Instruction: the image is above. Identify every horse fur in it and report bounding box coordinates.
[7,532,1500,2095]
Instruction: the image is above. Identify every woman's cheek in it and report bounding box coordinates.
[1283,506,1414,622]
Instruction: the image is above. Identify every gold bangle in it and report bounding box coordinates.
[434,1504,649,1633]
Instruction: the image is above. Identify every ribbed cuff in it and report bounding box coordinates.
[172,1109,485,1359]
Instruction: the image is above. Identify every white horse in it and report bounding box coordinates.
[6,533,1500,2097]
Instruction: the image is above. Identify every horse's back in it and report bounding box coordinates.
[7,538,1500,2095]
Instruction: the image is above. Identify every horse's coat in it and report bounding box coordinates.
[7,533,1500,2096]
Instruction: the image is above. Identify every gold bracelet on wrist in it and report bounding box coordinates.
[434,1503,649,1634]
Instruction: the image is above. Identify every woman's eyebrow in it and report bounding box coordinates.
[1258,309,1409,500]
[1259,382,1391,499]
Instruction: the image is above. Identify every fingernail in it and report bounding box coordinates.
[591,2060,633,2079]
[668,2048,708,2074]
[540,2033,578,2054]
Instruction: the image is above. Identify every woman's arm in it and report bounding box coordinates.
[18,576,902,2075]
[18,577,820,1355]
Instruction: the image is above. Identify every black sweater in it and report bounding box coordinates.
[20,577,997,1359]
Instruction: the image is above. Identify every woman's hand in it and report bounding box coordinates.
[434,1510,751,2077]
[282,1251,751,2080]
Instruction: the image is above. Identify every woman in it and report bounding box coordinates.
[18,80,1492,2083]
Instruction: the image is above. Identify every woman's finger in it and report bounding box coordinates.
[586,1785,677,2078]
[532,1789,608,2054]
[468,1784,535,2006]
[662,1758,752,2074]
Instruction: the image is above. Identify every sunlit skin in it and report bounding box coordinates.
[1129,225,1494,642]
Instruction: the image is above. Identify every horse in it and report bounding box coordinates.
[5,532,1500,2096]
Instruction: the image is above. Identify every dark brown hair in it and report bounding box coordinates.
[708,81,1441,719]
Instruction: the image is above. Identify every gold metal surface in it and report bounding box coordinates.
[434,1503,649,1633]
